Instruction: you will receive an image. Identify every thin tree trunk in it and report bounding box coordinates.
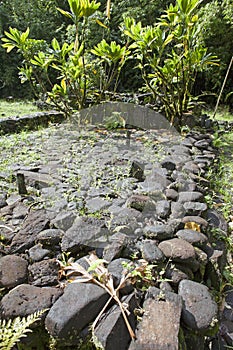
[213,56,233,118]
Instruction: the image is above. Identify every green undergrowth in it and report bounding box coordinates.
[0,100,40,118]
[207,105,233,121]
[210,134,233,219]
[205,110,233,289]
[0,126,57,194]
[205,106,233,217]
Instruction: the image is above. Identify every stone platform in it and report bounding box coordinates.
[0,107,232,349]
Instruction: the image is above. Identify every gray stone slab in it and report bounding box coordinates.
[178,191,203,203]
[155,200,171,218]
[178,280,218,332]
[61,216,110,252]
[51,211,76,231]
[165,188,178,200]
[85,197,112,213]
[28,243,51,262]
[28,259,59,286]
[141,240,165,263]
[126,194,154,212]
[18,170,57,189]
[10,209,49,253]
[183,202,207,215]
[129,287,182,350]
[94,293,137,350]
[206,209,228,232]
[103,233,129,262]
[158,238,196,262]
[223,290,233,322]
[0,284,62,318]
[176,229,208,245]
[36,228,64,246]
[143,224,174,240]
[45,282,109,342]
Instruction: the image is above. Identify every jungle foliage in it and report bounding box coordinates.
[1,0,233,125]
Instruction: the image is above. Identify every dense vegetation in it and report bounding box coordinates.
[0,0,233,125]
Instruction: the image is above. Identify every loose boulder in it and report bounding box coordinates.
[0,284,62,318]
[0,255,28,288]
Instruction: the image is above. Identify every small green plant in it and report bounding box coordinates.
[103,111,126,130]
[58,252,74,270]
[222,265,233,286]
[121,259,155,290]
[0,310,46,350]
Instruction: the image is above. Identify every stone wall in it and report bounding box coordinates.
[0,111,65,134]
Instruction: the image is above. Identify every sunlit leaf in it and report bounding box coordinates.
[56,7,73,19]
[184,221,201,232]
[95,19,108,29]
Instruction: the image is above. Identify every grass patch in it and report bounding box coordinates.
[204,107,233,222]
[206,105,233,121]
[0,100,39,118]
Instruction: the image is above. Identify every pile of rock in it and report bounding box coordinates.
[0,125,231,349]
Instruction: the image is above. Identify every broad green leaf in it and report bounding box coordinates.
[4,30,18,42]
[20,28,30,43]
[2,43,15,53]
[56,8,73,20]
[52,38,60,51]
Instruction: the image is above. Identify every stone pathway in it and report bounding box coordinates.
[0,110,232,349]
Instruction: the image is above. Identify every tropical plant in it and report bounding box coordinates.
[0,0,68,98]
[1,26,51,97]
[1,1,98,112]
[123,0,219,126]
[0,309,46,350]
[91,39,131,99]
[1,0,132,114]
[198,0,233,105]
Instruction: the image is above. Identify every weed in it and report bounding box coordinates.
[208,105,233,121]
[121,259,155,290]
[103,112,126,130]
[210,227,232,251]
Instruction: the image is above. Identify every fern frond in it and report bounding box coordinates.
[0,309,46,350]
